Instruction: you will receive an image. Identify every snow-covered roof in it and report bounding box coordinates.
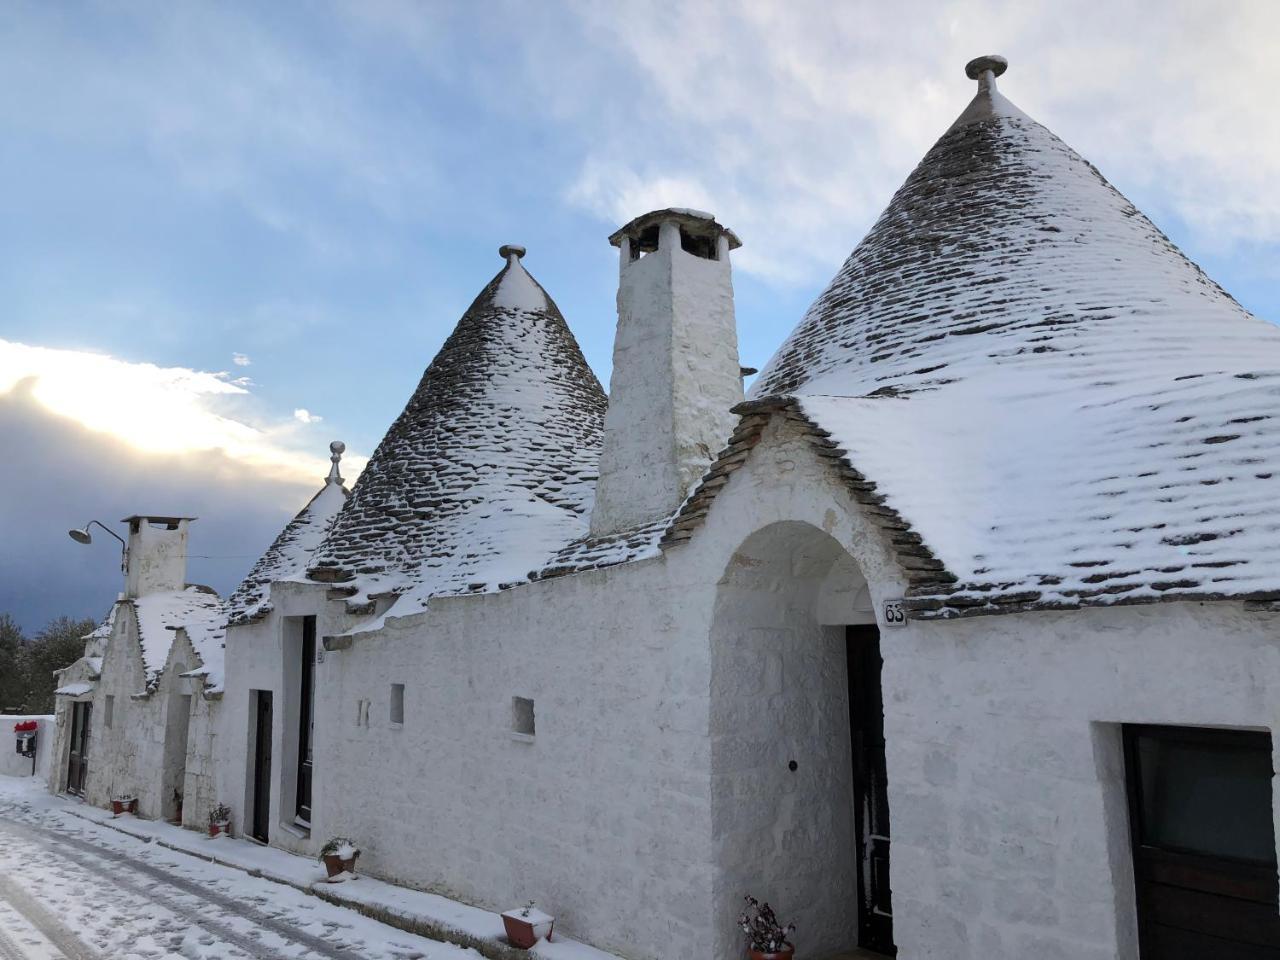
[225,454,349,626]
[132,585,226,692]
[54,682,94,697]
[308,247,607,614]
[716,57,1280,619]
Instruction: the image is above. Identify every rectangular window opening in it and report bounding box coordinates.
[390,684,405,726]
[512,696,535,738]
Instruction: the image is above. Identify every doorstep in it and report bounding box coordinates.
[58,798,619,960]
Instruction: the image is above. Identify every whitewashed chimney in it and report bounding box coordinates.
[590,209,744,537]
[123,515,192,598]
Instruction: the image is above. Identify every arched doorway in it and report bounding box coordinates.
[710,521,893,958]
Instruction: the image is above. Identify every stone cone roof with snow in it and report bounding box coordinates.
[308,247,607,612]
[226,447,350,626]
[680,56,1280,618]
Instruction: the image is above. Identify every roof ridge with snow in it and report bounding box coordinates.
[307,247,607,613]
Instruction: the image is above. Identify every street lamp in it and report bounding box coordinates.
[68,520,128,573]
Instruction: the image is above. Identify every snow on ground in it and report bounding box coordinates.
[0,778,618,960]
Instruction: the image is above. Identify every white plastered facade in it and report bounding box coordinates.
[215,413,1280,960]
[48,604,223,829]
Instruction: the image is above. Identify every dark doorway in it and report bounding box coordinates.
[67,700,92,796]
[296,617,316,825]
[848,625,895,955]
[252,690,273,843]
[1125,724,1280,958]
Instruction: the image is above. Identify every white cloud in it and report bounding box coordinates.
[232,352,252,367]
[0,338,360,485]
[293,408,322,424]
[549,0,1280,285]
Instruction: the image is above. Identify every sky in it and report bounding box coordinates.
[2,0,1278,631]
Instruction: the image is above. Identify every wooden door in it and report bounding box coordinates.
[252,690,273,843]
[848,625,896,955]
[1125,725,1280,958]
[296,617,315,825]
[66,701,91,796]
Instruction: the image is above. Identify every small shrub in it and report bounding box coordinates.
[208,802,231,825]
[319,836,360,861]
[738,896,795,953]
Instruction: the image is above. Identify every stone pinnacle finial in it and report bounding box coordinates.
[327,440,345,485]
[965,55,1008,82]
[499,244,527,262]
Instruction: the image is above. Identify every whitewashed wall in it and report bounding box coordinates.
[1,715,54,780]
[882,600,1280,960]
[218,581,362,857]
[47,606,222,831]
[301,419,910,960]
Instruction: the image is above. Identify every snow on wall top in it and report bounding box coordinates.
[739,62,1280,618]
[308,249,607,613]
[225,475,348,625]
[132,585,225,692]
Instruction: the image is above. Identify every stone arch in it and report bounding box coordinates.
[709,520,877,958]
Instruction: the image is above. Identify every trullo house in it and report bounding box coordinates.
[55,55,1280,960]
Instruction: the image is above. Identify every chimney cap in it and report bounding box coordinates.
[608,208,741,251]
[120,515,197,524]
[965,55,1008,80]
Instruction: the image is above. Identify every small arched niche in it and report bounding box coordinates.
[709,520,885,958]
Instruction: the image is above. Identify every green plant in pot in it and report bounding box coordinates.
[739,896,796,960]
[319,837,360,879]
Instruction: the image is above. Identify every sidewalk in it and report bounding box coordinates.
[51,789,618,960]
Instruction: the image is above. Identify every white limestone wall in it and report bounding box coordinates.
[882,600,1280,960]
[1,715,54,779]
[218,581,362,857]
[311,418,908,960]
[591,221,743,536]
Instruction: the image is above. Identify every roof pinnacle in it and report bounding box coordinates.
[499,244,527,262]
[965,55,1008,95]
[327,440,345,486]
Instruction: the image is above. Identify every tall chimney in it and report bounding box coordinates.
[123,515,192,598]
[590,209,744,537]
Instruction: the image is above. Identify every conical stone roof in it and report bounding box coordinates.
[308,247,607,612]
[680,56,1280,618]
[226,442,350,626]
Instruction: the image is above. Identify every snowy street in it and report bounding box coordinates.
[0,783,471,960]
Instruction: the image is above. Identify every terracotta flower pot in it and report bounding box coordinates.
[209,820,229,838]
[748,947,794,960]
[501,910,554,949]
[112,799,136,816]
[323,852,358,878]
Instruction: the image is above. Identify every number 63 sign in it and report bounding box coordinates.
[882,599,907,627]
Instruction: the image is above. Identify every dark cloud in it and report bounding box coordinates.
[2,381,320,633]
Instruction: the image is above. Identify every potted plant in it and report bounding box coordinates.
[319,837,360,879]
[739,896,796,960]
[111,793,137,816]
[501,900,554,949]
[208,802,231,837]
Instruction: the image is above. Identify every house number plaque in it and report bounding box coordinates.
[882,599,907,627]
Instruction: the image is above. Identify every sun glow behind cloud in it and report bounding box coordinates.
[0,338,359,485]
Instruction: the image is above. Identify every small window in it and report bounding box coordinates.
[104,695,115,728]
[512,696,535,738]
[356,698,370,727]
[390,684,404,726]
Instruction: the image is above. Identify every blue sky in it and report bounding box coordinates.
[2,1,1278,629]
